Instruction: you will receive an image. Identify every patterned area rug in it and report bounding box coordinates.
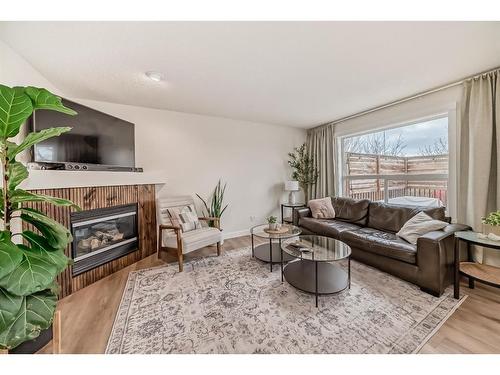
[106,247,466,354]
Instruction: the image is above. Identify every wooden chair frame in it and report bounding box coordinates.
[157,217,221,272]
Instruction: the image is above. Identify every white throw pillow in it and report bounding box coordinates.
[396,211,448,245]
[308,197,336,219]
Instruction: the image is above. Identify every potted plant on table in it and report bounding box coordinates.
[0,85,79,353]
[482,210,500,236]
[196,179,228,242]
[266,216,278,231]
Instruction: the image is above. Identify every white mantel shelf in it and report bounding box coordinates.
[20,170,166,190]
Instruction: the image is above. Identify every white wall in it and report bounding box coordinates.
[72,99,305,235]
[0,40,59,90]
[0,40,306,237]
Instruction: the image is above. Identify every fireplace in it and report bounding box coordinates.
[70,203,139,276]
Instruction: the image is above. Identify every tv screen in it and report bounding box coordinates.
[31,99,135,168]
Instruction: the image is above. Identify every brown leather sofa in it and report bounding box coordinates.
[293,197,470,296]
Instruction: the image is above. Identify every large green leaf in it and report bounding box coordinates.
[0,289,56,350]
[23,87,76,115]
[22,231,70,273]
[0,287,23,332]
[0,231,23,280]
[11,190,80,210]
[19,207,72,249]
[0,245,59,295]
[7,161,29,191]
[21,231,59,252]
[0,85,33,138]
[8,127,72,160]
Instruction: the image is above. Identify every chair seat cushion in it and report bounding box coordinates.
[163,227,222,253]
[340,227,417,264]
[299,217,361,239]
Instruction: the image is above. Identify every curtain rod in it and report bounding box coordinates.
[312,65,500,129]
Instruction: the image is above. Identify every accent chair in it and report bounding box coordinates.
[156,196,222,271]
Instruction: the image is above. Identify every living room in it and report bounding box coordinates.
[1,1,500,373]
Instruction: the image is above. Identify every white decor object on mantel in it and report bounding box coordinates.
[284,180,299,204]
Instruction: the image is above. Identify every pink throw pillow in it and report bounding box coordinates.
[308,197,335,219]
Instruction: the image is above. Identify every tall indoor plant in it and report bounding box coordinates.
[0,85,79,351]
[287,143,318,200]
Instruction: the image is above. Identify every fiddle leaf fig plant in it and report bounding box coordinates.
[0,84,80,351]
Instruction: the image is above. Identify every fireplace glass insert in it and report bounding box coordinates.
[70,203,138,276]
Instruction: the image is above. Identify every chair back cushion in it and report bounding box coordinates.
[157,196,201,233]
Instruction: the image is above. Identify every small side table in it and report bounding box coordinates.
[454,231,500,299]
[280,203,306,224]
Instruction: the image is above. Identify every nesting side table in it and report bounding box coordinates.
[454,231,500,299]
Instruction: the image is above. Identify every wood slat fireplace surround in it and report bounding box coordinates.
[23,184,157,298]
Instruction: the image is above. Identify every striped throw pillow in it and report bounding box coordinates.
[165,204,202,233]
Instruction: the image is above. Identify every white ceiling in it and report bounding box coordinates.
[1,22,500,128]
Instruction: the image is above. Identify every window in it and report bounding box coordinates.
[340,117,449,208]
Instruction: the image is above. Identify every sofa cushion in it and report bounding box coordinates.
[396,212,448,244]
[331,197,370,225]
[367,201,446,233]
[308,197,336,219]
[341,227,417,264]
[299,217,361,239]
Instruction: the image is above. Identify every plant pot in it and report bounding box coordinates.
[268,223,278,231]
[482,223,500,236]
[8,325,53,354]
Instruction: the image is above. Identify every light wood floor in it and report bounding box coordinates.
[39,235,500,354]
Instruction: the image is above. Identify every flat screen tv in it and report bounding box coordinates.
[30,99,135,170]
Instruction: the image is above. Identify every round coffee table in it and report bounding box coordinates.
[281,235,351,307]
[250,224,301,272]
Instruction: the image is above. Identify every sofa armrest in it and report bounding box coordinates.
[416,223,471,295]
[293,207,312,226]
[419,223,471,243]
[442,223,471,234]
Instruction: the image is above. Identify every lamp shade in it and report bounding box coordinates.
[285,180,299,191]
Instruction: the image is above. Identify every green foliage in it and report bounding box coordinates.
[266,216,277,224]
[482,210,500,226]
[287,143,318,197]
[0,85,79,350]
[196,179,228,227]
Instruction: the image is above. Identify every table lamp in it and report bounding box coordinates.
[285,180,299,204]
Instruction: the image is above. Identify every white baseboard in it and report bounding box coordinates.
[222,228,250,240]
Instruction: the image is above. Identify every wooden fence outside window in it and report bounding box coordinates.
[343,152,448,204]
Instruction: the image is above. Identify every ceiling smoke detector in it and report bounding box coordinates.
[145,71,164,82]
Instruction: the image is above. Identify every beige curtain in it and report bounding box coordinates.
[458,70,500,264]
[306,124,336,201]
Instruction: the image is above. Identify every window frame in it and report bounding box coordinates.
[337,113,451,211]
